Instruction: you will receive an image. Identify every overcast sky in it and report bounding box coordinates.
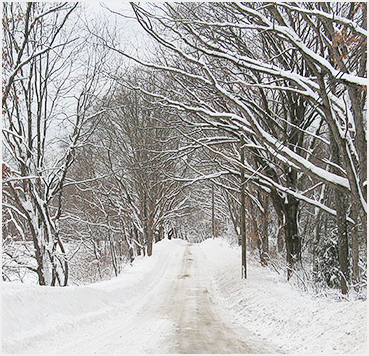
[82,1,152,53]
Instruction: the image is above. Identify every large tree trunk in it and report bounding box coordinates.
[277,226,284,253]
[350,205,360,290]
[133,225,141,256]
[331,130,350,294]
[145,194,155,256]
[312,209,323,282]
[147,220,154,257]
[284,196,301,280]
[259,194,269,267]
[34,241,47,286]
[271,189,301,280]
[159,225,164,242]
[248,191,269,266]
[336,189,349,294]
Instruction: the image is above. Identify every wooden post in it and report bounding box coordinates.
[212,183,215,238]
[240,137,247,279]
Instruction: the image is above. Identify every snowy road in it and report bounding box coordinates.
[3,241,277,354]
[146,243,274,354]
[51,243,275,353]
[3,238,365,354]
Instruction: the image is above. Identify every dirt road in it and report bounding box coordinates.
[170,243,273,353]
[31,242,279,353]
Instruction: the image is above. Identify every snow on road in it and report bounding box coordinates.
[2,238,367,354]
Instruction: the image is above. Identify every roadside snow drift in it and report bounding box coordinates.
[200,239,367,354]
[2,239,187,353]
[2,237,367,354]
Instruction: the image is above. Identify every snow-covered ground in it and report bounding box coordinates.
[201,239,367,354]
[2,238,367,354]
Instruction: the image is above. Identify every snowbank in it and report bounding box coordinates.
[2,238,187,354]
[2,237,366,354]
[200,238,367,354]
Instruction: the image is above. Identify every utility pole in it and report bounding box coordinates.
[240,137,247,278]
[212,183,215,238]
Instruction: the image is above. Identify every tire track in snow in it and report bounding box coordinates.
[3,240,282,353]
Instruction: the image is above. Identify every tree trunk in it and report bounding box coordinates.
[350,205,359,290]
[312,210,322,282]
[133,225,141,256]
[271,189,301,279]
[146,219,154,257]
[157,225,164,242]
[260,194,269,266]
[30,224,47,286]
[331,130,350,294]
[336,190,349,294]
[35,251,47,286]
[285,196,301,280]
[277,226,284,253]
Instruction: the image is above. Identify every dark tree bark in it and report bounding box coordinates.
[331,130,350,294]
[271,189,301,280]
[284,196,301,280]
[336,190,349,294]
[147,219,154,257]
[259,193,269,267]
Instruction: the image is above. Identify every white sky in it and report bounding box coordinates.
[81,1,152,54]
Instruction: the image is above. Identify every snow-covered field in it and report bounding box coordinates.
[2,238,367,354]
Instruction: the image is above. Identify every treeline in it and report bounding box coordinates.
[2,2,366,296]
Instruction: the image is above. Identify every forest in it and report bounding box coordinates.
[2,2,367,299]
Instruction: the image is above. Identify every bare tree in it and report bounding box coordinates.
[101,2,366,291]
[2,2,105,285]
